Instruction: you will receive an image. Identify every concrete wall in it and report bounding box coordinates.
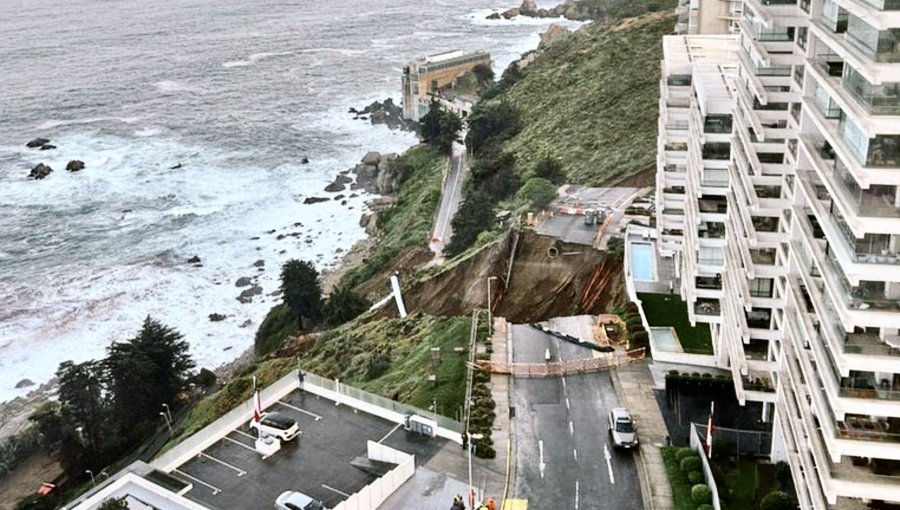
[333,442,415,510]
[689,423,723,510]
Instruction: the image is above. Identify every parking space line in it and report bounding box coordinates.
[378,423,403,444]
[321,484,351,498]
[276,400,323,421]
[223,436,257,452]
[233,429,256,440]
[568,421,574,436]
[198,452,247,476]
[173,469,222,495]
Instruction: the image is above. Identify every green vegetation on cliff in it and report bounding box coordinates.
[492,11,676,185]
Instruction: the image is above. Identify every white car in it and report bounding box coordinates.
[250,411,300,441]
[275,491,326,510]
[608,407,638,449]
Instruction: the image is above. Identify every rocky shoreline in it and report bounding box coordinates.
[487,0,595,21]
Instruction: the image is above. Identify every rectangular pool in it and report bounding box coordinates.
[630,242,655,281]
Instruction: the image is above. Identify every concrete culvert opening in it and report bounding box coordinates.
[547,241,559,258]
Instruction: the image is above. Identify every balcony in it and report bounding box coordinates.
[846,16,900,63]
[703,115,733,134]
[836,415,900,444]
[750,248,778,265]
[843,67,900,116]
[694,298,721,316]
[752,215,780,233]
[699,198,728,214]
[742,373,776,392]
[816,53,846,77]
[664,164,687,173]
[858,0,900,9]
[663,186,686,194]
[695,275,723,290]
[840,371,900,400]
[698,221,726,239]
[666,120,690,131]
[702,142,731,160]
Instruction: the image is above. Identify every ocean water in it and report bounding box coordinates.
[0,0,583,402]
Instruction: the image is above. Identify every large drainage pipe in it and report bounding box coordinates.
[547,240,559,258]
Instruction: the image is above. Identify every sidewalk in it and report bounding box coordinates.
[611,362,674,510]
[485,317,513,503]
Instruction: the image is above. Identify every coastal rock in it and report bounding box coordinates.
[235,276,253,287]
[539,23,571,50]
[240,319,253,328]
[15,378,35,389]
[253,259,265,268]
[351,98,413,131]
[324,174,353,192]
[361,151,381,166]
[170,163,183,170]
[303,196,329,205]
[66,160,86,172]
[520,0,538,15]
[26,137,49,148]
[187,255,202,264]
[501,7,519,19]
[209,313,226,322]
[28,163,53,180]
[486,11,502,19]
[40,144,56,151]
[237,285,263,303]
[301,157,310,164]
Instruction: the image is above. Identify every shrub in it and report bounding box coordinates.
[675,447,696,461]
[702,372,712,378]
[760,491,796,510]
[194,368,217,388]
[687,471,704,484]
[697,505,713,510]
[691,484,712,505]
[680,456,701,473]
[515,177,558,210]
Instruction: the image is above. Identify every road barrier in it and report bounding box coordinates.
[478,348,645,377]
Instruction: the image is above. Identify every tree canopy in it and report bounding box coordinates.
[323,284,372,327]
[280,259,322,330]
[420,99,462,154]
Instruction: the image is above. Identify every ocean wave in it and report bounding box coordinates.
[36,116,141,131]
[222,50,294,68]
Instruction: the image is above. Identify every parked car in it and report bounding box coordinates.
[608,407,638,449]
[250,411,300,441]
[275,490,326,510]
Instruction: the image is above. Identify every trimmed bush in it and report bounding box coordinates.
[687,470,704,484]
[691,484,712,505]
[675,447,696,461]
[680,456,701,473]
[760,491,796,510]
[697,505,713,510]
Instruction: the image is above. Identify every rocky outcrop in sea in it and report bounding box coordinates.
[349,98,416,132]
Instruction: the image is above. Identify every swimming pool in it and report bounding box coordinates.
[630,242,655,281]
[650,327,683,353]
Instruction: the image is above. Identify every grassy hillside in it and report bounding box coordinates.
[500,11,675,185]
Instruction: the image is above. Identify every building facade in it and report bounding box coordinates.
[677,0,745,34]
[401,50,491,121]
[658,0,900,506]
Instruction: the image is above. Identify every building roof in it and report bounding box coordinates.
[663,35,739,116]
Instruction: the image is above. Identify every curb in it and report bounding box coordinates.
[610,367,655,510]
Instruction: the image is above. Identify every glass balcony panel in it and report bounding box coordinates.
[815,53,844,77]
[751,248,777,265]
[839,118,900,168]
[698,221,727,238]
[858,0,900,10]
[702,142,731,160]
[695,298,721,316]
[703,115,733,134]
[840,372,900,400]
[668,75,692,86]
[846,16,900,63]
[843,67,900,116]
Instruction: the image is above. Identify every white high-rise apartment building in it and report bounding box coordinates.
[658,0,900,506]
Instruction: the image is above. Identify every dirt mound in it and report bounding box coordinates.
[371,229,627,322]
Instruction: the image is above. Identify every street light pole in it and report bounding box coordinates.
[486,276,498,338]
[162,403,172,423]
[467,432,484,503]
[160,411,173,433]
[85,470,95,487]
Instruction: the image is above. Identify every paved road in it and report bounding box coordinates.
[429,142,468,259]
[510,324,642,510]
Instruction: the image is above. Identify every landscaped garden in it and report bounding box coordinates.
[636,293,713,354]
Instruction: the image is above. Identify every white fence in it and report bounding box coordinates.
[152,369,463,473]
[332,442,415,510]
[689,423,723,510]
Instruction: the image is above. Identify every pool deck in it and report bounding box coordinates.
[628,233,680,294]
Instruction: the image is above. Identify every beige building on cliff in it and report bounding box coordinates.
[401,50,491,121]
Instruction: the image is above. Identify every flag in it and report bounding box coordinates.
[253,376,262,423]
[705,401,715,458]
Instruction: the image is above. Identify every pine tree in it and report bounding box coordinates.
[280,259,322,330]
[323,284,371,326]
[420,99,462,154]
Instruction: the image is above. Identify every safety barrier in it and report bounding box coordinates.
[332,441,415,510]
[480,348,645,377]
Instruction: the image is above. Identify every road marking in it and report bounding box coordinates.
[575,480,580,510]
[561,377,567,389]
[198,452,246,476]
[378,423,403,444]
[569,421,574,436]
[604,444,616,484]
[276,400,323,421]
[565,397,570,410]
[222,436,256,452]
[539,440,546,480]
[233,429,256,440]
[573,448,578,461]
[173,469,222,495]
[321,484,351,497]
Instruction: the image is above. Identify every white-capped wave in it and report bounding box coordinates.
[223,50,294,68]
[36,116,141,131]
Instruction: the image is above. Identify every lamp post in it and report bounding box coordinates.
[486,276,498,338]
[85,470,95,487]
[162,403,172,423]
[160,411,173,433]
[467,432,484,503]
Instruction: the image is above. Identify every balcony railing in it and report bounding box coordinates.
[666,120,690,131]
[858,0,900,10]
[815,53,844,78]
[664,164,687,173]
[843,69,900,116]
[836,416,900,443]
[695,299,722,316]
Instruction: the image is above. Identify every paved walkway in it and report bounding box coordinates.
[487,317,513,504]
[429,141,469,261]
[611,362,675,510]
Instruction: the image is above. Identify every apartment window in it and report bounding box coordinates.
[846,15,900,62]
[758,152,785,164]
[702,142,731,160]
[703,115,733,134]
[746,308,772,329]
[790,102,802,122]
[793,64,805,87]
[668,75,692,86]
[758,27,795,42]
[753,98,789,111]
[752,216,780,232]
[755,185,782,198]
[799,0,810,13]
[764,85,791,93]
[797,27,808,49]
[843,66,900,115]
[749,278,775,298]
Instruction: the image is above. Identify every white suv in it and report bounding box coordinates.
[249,411,300,441]
[608,407,638,449]
[275,491,326,510]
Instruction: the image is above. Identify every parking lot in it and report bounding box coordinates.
[171,389,448,509]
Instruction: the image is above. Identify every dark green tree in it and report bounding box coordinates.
[465,100,522,155]
[105,317,195,441]
[420,99,462,154]
[98,498,129,510]
[606,236,625,261]
[323,284,372,326]
[56,360,109,474]
[446,188,496,257]
[29,402,67,452]
[471,63,495,88]
[514,177,557,210]
[470,146,521,200]
[533,155,566,184]
[280,259,322,330]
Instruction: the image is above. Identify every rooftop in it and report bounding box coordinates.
[663,35,739,115]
